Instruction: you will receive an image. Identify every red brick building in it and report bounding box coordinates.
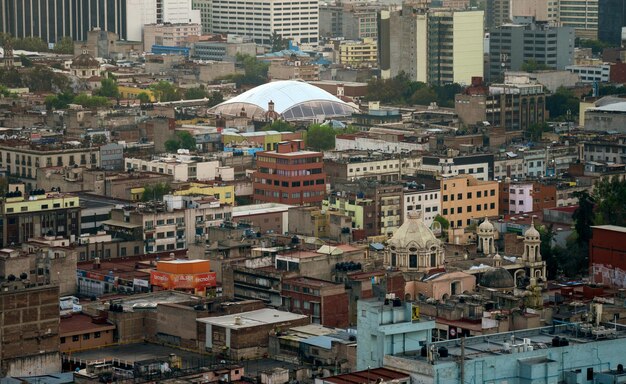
[590,225,626,288]
[253,140,326,205]
[281,277,349,328]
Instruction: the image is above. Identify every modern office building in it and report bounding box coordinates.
[253,140,327,205]
[208,0,319,45]
[455,78,547,132]
[0,0,129,43]
[378,6,484,85]
[485,0,511,29]
[598,0,626,46]
[0,0,199,44]
[192,0,211,33]
[488,21,575,82]
[558,0,598,39]
[319,4,379,40]
[511,0,557,23]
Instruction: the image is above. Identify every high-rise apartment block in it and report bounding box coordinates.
[208,0,319,45]
[378,6,484,85]
[488,20,574,82]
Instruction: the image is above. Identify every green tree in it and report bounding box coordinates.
[207,91,224,107]
[184,87,207,100]
[13,36,48,52]
[546,87,579,121]
[521,59,552,72]
[433,214,450,230]
[19,54,33,67]
[527,122,551,142]
[165,131,197,152]
[92,134,108,144]
[141,182,171,202]
[149,81,181,102]
[137,92,151,103]
[262,120,294,132]
[594,176,626,226]
[73,93,110,108]
[177,131,197,150]
[233,53,269,86]
[410,87,437,106]
[577,38,611,54]
[94,78,120,98]
[306,124,336,150]
[45,91,75,109]
[165,139,180,152]
[269,31,289,52]
[52,36,74,54]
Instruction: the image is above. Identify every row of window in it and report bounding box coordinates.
[443,189,495,201]
[442,202,495,215]
[61,330,106,343]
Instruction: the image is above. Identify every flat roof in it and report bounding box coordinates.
[320,368,409,384]
[398,324,626,363]
[233,203,294,216]
[197,308,307,329]
[60,314,115,335]
[591,225,626,233]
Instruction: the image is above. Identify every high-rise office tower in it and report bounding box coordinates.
[558,0,598,39]
[378,5,484,85]
[0,0,200,45]
[0,0,128,43]
[486,0,511,29]
[598,0,626,45]
[209,0,319,45]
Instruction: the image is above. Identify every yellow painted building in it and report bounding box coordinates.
[339,38,378,67]
[440,175,499,229]
[118,86,156,102]
[174,183,235,205]
[2,192,80,214]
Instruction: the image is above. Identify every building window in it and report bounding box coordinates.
[72,335,79,342]
[83,333,90,340]
[61,337,66,344]
[94,332,101,338]
[409,254,418,268]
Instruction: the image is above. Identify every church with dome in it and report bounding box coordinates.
[384,211,445,272]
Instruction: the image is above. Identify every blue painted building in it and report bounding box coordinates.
[151,45,190,57]
[357,298,435,370]
[383,323,626,384]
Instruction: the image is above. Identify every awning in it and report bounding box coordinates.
[102,220,141,229]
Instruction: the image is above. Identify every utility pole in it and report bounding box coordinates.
[460,337,465,384]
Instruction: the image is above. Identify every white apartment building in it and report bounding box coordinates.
[143,23,201,51]
[566,64,610,83]
[164,194,233,243]
[521,149,546,178]
[126,0,200,42]
[507,183,534,214]
[419,155,493,181]
[209,0,319,45]
[403,187,440,228]
[125,153,234,182]
[494,155,525,181]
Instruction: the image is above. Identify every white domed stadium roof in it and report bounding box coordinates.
[211,80,359,121]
